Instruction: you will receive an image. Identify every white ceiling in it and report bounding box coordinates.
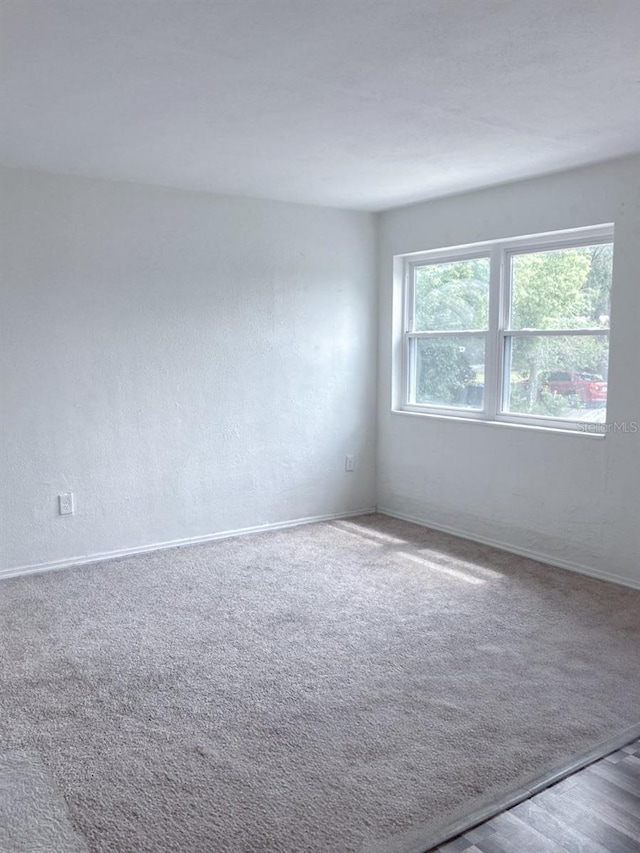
[2,0,639,210]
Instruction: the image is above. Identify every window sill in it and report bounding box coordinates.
[391,407,607,438]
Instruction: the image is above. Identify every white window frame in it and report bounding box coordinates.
[399,224,614,432]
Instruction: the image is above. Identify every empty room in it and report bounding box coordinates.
[1,2,640,852]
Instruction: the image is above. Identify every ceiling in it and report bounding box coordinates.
[2,0,639,211]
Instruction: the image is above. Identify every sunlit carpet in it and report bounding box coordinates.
[2,514,640,853]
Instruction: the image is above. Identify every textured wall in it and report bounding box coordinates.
[377,155,640,586]
[0,168,377,571]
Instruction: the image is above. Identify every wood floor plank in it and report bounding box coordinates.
[463,824,499,843]
[545,774,582,798]
[587,760,640,798]
[575,766,640,808]
[532,790,639,853]
[479,812,570,853]
[471,836,515,853]
[509,798,612,853]
[566,776,640,840]
[436,836,474,852]
[435,838,486,853]
[617,755,640,779]
[605,749,631,764]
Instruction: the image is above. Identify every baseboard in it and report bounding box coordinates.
[0,507,377,582]
[376,506,640,591]
[6,504,637,592]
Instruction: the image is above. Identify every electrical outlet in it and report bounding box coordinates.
[58,493,74,515]
[345,455,355,472]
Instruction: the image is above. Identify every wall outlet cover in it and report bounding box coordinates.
[58,493,74,515]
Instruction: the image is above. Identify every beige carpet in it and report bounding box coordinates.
[1,514,640,853]
[0,751,88,852]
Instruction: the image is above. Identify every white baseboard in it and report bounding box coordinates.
[0,507,377,582]
[5,505,637,592]
[377,506,640,591]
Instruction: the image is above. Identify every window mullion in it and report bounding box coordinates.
[402,264,415,404]
[483,245,503,419]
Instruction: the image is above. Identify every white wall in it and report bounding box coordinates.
[0,167,377,573]
[3,157,638,586]
[377,155,640,587]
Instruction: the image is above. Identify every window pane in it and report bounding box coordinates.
[510,244,613,330]
[502,334,608,421]
[410,335,485,409]
[414,258,489,331]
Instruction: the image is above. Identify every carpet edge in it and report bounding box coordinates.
[369,721,640,853]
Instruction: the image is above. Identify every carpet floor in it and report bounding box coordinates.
[1,514,640,853]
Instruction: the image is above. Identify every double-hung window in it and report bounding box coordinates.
[401,225,613,431]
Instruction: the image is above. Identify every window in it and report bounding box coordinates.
[401,225,613,430]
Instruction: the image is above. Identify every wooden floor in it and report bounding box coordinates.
[433,738,640,853]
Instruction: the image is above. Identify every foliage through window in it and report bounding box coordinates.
[402,227,613,430]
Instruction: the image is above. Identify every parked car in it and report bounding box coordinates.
[544,370,607,407]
